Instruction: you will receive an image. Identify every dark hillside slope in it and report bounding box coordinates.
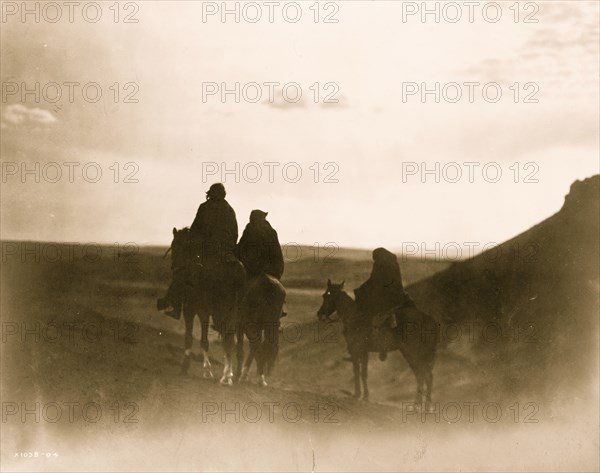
[408,175,600,399]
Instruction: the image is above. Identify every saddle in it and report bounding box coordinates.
[368,300,415,352]
[191,254,245,290]
[371,306,402,329]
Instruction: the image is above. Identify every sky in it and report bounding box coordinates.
[1,1,599,252]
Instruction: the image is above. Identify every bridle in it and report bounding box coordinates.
[322,290,343,323]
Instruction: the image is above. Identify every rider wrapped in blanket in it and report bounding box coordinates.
[354,247,414,360]
[236,210,287,317]
[190,183,238,266]
[236,210,284,280]
[157,183,238,318]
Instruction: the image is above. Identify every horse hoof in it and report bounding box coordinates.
[362,395,369,402]
[220,377,233,386]
[239,367,250,383]
[257,375,268,387]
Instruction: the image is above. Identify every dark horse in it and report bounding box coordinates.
[169,227,245,385]
[237,273,286,386]
[317,280,438,404]
[169,228,285,386]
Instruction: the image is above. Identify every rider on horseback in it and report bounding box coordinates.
[237,209,287,317]
[157,183,239,318]
[236,210,284,280]
[354,247,414,360]
[191,182,238,266]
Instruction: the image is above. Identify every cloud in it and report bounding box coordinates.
[263,94,349,111]
[2,104,57,126]
[262,97,307,110]
[457,2,599,90]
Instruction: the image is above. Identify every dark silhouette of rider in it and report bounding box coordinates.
[355,247,413,360]
[237,210,287,317]
[158,183,239,318]
[237,210,284,280]
[191,183,238,265]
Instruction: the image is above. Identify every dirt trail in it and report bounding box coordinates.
[3,297,595,472]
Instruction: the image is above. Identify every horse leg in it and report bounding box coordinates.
[414,371,425,408]
[258,320,278,387]
[200,313,213,379]
[352,355,361,399]
[256,322,268,387]
[240,320,258,382]
[399,343,425,409]
[240,348,256,383]
[234,322,245,380]
[264,320,279,377]
[424,368,434,410]
[219,312,235,386]
[360,351,369,401]
[240,350,255,383]
[272,342,279,376]
[181,309,194,375]
[220,335,234,386]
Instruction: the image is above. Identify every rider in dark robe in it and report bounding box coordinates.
[236,210,284,280]
[158,183,239,318]
[354,247,413,360]
[190,183,238,266]
[237,210,287,317]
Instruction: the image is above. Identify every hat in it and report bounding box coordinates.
[206,183,226,199]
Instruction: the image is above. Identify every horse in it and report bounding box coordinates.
[168,227,245,385]
[166,228,285,386]
[317,280,438,405]
[236,273,286,386]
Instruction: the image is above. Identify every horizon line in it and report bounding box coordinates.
[0,237,510,262]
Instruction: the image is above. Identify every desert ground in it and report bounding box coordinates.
[1,176,598,472]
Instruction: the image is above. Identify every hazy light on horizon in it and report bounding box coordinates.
[1,1,598,250]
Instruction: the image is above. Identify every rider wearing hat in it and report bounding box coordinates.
[158,183,239,318]
[190,183,238,265]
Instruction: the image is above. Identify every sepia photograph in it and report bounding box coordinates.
[1,1,599,471]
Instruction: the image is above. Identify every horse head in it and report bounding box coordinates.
[169,227,192,269]
[317,279,345,322]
